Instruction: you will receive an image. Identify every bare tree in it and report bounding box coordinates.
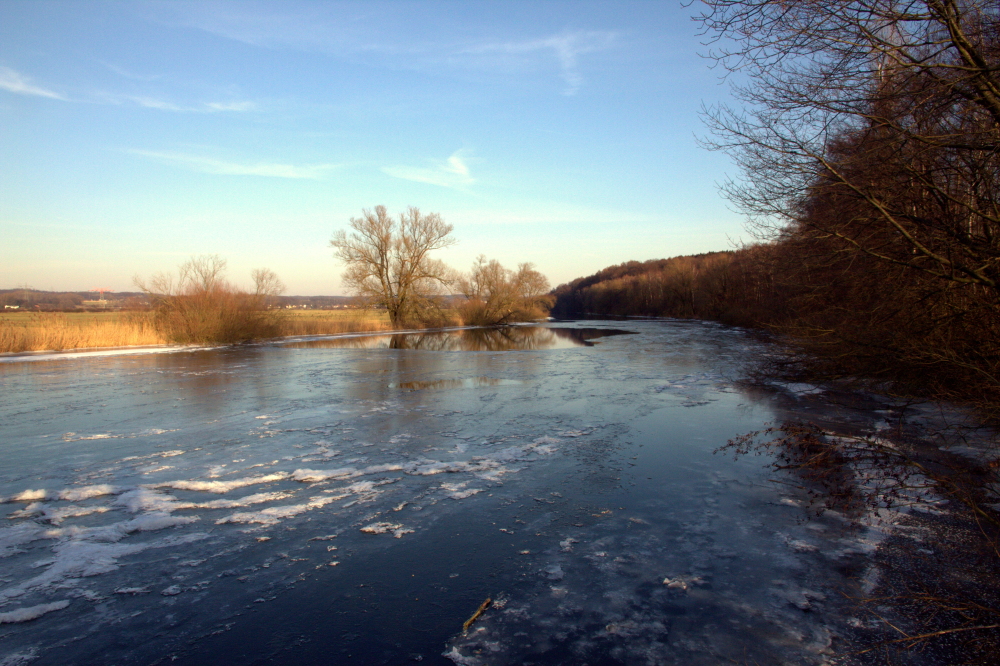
[459,255,552,325]
[696,0,1000,293]
[330,206,457,326]
[251,268,286,309]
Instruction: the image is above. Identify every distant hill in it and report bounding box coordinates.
[551,252,741,320]
[0,288,356,311]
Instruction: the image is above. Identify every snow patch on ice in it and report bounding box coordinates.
[151,472,290,494]
[215,496,338,525]
[0,600,70,624]
[62,433,117,442]
[2,485,124,504]
[360,522,413,538]
[440,482,483,500]
[291,467,357,483]
[782,382,824,396]
[116,488,180,513]
[8,503,111,524]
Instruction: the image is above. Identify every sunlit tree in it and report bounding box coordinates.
[330,206,457,327]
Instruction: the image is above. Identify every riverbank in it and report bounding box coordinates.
[724,381,1000,663]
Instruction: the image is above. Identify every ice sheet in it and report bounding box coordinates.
[0,320,945,665]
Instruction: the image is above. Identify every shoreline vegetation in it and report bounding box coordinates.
[0,309,397,355]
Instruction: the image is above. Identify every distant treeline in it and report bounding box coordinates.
[551,252,744,321]
[0,289,356,311]
[552,238,1000,423]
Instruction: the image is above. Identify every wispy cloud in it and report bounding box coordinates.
[0,66,254,112]
[130,150,337,179]
[100,61,164,83]
[99,61,255,112]
[205,100,256,112]
[129,96,186,111]
[464,30,617,95]
[127,95,256,113]
[0,66,65,100]
[151,4,618,95]
[382,150,475,189]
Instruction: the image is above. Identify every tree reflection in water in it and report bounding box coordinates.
[281,326,635,351]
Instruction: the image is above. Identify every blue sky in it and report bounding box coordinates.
[0,0,743,296]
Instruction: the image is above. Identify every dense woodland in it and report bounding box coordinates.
[553,237,999,424]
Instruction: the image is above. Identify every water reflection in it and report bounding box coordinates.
[390,376,523,390]
[282,326,635,351]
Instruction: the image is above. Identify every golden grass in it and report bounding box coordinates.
[277,309,394,336]
[0,312,165,353]
[0,309,397,353]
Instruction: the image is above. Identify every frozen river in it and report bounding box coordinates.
[0,321,898,665]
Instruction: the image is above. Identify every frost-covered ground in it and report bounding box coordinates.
[0,322,932,665]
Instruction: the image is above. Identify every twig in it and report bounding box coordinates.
[462,598,492,634]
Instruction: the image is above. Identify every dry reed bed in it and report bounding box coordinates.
[0,314,165,353]
[0,311,394,354]
[278,311,394,337]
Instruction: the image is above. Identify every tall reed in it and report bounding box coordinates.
[0,310,405,354]
[0,313,164,353]
[278,311,394,336]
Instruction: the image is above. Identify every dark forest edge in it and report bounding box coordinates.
[551,241,999,428]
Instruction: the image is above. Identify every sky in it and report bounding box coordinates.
[0,0,746,296]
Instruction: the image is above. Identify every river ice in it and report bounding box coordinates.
[0,322,928,664]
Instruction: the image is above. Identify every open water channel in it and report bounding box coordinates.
[0,320,930,665]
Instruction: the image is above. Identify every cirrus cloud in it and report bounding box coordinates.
[382,150,475,189]
[0,66,65,100]
[458,30,617,96]
[129,150,337,179]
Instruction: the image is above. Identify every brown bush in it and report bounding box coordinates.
[135,256,285,345]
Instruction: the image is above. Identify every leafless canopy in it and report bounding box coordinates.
[459,255,552,325]
[696,0,1000,293]
[330,206,456,326]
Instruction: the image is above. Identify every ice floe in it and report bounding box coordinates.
[0,600,70,624]
[359,522,414,538]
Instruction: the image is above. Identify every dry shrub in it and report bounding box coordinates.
[137,256,285,345]
[149,290,281,344]
[408,306,462,329]
[458,256,553,325]
[458,298,551,327]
